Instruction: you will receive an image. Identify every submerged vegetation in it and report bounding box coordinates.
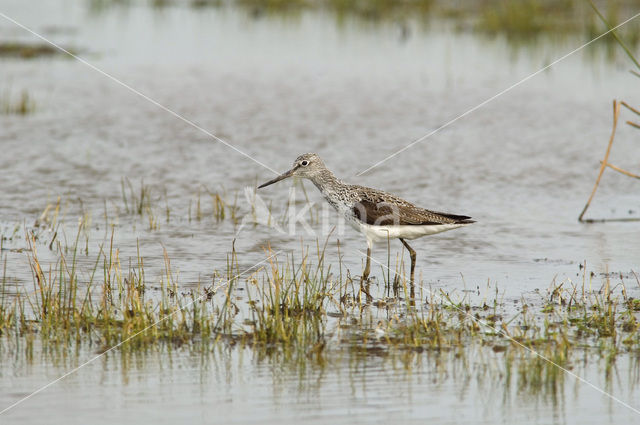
[29,180,242,233]
[0,90,35,115]
[117,178,240,225]
[476,0,576,36]
[81,0,640,49]
[1,200,640,399]
[0,42,69,59]
[217,0,640,45]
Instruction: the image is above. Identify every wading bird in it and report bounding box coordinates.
[258,153,474,284]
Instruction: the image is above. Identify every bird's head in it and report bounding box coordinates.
[258,153,326,188]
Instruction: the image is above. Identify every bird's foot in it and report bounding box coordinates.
[358,277,373,303]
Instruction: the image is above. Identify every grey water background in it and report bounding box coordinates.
[1,0,640,423]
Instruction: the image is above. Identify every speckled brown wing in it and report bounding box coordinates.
[351,187,474,226]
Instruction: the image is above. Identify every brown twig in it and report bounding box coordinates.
[581,217,640,223]
[578,100,621,222]
[626,121,640,130]
[621,101,640,116]
[600,161,640,179]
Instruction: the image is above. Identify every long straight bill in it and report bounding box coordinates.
[258,168,295,188]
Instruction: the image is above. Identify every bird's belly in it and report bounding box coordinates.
[358,223,469,243]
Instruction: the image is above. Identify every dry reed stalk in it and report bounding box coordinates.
[621,101,640,129]
[578,101,640,222]
[578,100,621,222]
[601,162,640,179]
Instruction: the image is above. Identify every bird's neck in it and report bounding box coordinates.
[309,168,344,195]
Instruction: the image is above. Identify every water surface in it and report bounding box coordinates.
[1,1,640,423]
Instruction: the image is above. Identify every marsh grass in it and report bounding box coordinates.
[476,0,576,37]
[1,207,640,399]
[0,43,67,59]
[188,185,239,223]
[1,89,35,115]
[29,180,243,234]
[179,0,640,51]
[79,0,640,53]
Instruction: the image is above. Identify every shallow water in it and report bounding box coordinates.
[1,0,640,423]
[1,343,638,425]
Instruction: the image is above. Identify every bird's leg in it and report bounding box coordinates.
[359,246,373,302]
[362,246,371,281]
[399,238,416,285]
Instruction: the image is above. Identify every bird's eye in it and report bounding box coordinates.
[301,160,309,166]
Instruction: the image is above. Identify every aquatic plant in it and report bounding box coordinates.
[578,2,640,222]
[0,43,67,59]
[2,212,639,382]
[1,90,35,115]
